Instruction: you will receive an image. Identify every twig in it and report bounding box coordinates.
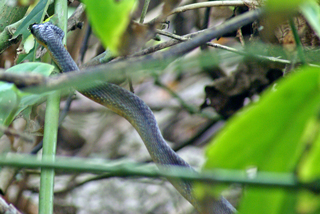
[150,0,258,24]
[168,1,248,16]
[67,3,85,32]
[0,196,22,214]
[0,72,46,88]
[54,174,118,195]
[157,29,292,64]
[206,43,291,64]
[156,29,186,40]
[160,9,262,58]
[0,125,34,143]
[79,25,92,64]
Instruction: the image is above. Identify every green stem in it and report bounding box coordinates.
[38,92,60,214]
[139,0,150,23]
[0,154,305,191]
[289,17,306,64]
[38,0,67,213]
[55,0,68,43]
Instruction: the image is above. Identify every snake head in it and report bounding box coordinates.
[29,22,65,46]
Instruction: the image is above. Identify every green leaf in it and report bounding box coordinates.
[0,83,20,126]
[6,62,54,75]
[238,188,297,214]
[0,62,55,127]
[7,62,55,112]
[298,120,320,182]
[13,0,51,41]
[82,0,136,54]
[297,190,320,214]
[266,0,306,12]
[16,45,37,64]
[205,67,320,171]
[301,1,320,39]
[203,66,320,213]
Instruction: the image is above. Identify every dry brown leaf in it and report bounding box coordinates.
[118,21,156,56]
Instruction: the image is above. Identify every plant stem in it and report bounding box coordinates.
[0,154,306,191]
[38,0,67,213]
[38,92,60,214]
[139,0,150,23]
[289,17,306,64]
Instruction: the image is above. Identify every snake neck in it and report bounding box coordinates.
[47,41,79,73]
[33,22,236,213]
[47,38,192,168]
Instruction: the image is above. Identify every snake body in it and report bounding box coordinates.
[30,22,235,214]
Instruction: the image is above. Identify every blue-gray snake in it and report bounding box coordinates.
[30,22,235,214]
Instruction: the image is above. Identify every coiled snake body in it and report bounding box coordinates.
[30,22,235,214]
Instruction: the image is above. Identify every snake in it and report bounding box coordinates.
[29,22,235,214]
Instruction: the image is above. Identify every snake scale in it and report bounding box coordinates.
[30,22,235,214]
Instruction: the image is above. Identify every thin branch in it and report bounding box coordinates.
[157,29,292,64]
[0,125,34,143]
[54,174,118,195]
[207,43,291,64]
[79,25,92,64]
[0,154,310,192]
[160,9,262,58]
[0,196,22,214]
[168,1,249,16]
[67,3,85,32]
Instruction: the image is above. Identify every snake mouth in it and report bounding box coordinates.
[29,23,51,46]
[28,23,38,35]
[29,23,44,45]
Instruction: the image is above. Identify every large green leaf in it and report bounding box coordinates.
[238,187,297,214]
[82,0,136,54]
[205,67,320,171]
[203,66,320,213]
[266,0,305,12]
